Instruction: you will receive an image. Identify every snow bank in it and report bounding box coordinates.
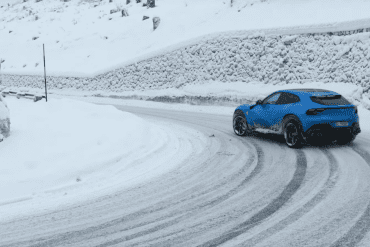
[0,98,157,210]
[0,95,10,140]
[0,97,207,220]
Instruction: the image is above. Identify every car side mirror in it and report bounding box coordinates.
[256,100,262,105]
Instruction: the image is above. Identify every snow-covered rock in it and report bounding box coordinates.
[0,95,10,140]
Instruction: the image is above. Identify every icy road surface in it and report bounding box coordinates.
[1,105,370,246]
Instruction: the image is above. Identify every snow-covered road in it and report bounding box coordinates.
[1,104,370,246]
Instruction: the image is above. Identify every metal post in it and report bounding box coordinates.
[0,58,2,86]
[43,44,48,102]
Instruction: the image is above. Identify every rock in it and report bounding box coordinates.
[142,15,149,21]
[121,8,129,17]
[152,16,160,30]
[0,99,10,139]
[147,0,155,8]
[32,36,39,40]
[110,9,119,14]
[136,0,141,2]
[126,0,130,4]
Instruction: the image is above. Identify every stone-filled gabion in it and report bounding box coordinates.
[3,28,370,93]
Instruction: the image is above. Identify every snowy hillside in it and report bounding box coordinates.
[1,0,370,76]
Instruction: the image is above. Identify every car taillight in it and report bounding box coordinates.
[306,108,325,115]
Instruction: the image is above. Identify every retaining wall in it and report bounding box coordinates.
[2,28,370,92]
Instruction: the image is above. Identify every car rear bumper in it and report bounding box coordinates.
[304,122,361,139]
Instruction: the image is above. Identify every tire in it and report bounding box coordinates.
[283,120,303,148]
[336,130,356,145]
[233,112,251,136]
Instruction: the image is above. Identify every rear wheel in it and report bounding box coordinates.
[233,112,251,136]
[284,121,303,148]
[336,130,356,145]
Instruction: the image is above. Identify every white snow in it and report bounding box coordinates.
[1,0,370,76]
[1,0,370,224]
[0,97,205,220]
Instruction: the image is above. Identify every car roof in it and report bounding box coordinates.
[277,88,339,97]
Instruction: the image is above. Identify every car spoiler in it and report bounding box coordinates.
[310,94,341,99]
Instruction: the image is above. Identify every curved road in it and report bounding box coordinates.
[1,104,370,247]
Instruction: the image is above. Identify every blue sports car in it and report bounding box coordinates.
[233,89,361,148]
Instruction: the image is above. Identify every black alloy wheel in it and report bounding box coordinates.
[233,114,250,136]
[284,121,303,148]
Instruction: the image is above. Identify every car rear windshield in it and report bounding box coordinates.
[310,95,351,105]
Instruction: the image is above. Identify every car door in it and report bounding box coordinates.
[249,92,282,128]
[267,92,301,131]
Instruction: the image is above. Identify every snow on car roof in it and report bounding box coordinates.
[286,89,331,92]
[277,89,340,98]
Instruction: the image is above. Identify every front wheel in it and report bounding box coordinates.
[233,113,251,136]
[284,121,303,148]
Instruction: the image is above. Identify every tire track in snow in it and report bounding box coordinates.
[3,106,369,247]
[79,140,265,247]
[329,145,370,247]
[197,149,307,247]
[25,109,303,247]
[234,149,339,246]
[22,127,261,247]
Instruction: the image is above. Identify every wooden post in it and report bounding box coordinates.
[43,44,48,102]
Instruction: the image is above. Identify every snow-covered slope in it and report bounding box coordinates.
[1,0,370,75]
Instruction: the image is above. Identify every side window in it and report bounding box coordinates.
[263,93,281,105]
[276,93,300,104]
